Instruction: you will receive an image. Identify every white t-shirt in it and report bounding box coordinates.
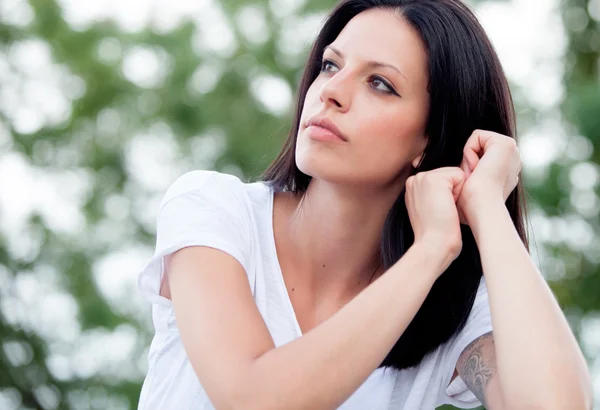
[137,170,494,410]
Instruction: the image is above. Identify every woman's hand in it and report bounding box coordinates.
[405,167,466,271]
[457,129,522,227]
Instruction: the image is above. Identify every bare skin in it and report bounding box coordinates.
[454,331,496,407]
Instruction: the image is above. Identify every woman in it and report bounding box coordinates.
[137,0,592,409]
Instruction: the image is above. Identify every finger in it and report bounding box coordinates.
[437,167,466,202]
[452,174,466,203]
[405,175,414,191]
[464,145,481,171]
[463,129,501,159]
[460,152,478,178]
[462,129,506,177]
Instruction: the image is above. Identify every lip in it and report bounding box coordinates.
[306,116,348,141]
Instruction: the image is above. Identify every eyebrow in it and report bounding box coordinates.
[324,45,407,79]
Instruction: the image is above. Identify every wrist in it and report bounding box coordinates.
[410,238,459,276]
[467,200,511,242]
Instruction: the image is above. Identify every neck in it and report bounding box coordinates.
[273,176,405,304]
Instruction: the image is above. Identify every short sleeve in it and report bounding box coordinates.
[436,276,493,408]
[137,170,254,306]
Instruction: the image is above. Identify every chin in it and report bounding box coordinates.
[294,133,396,187]
[295,137,346,181]
[296,155,349,184]
[296,153,365,185]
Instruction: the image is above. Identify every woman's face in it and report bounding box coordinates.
[296,8,430,188]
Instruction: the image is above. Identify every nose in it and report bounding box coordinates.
[319,70,351,111]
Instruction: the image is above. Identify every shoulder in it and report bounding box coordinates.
[160,170,248,209]
[153,170,257,274]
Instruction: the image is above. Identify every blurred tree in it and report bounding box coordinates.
[528,0,600,399]
[0,0,323,407]
[547,0,600,313]
[0,0,597,409]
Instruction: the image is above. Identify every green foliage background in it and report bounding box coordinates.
[0,0,598,409]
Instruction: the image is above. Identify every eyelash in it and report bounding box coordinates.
[319,58,399,96]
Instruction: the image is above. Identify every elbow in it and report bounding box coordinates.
[229,358,309,410]
[228,369,276,410]
[513,370,594,410]
[519,387,593,410]
[230,382,300,410]
[230,393,275,410]
[550,375,594,410]
[559,388,594,410]
[229,390,262,410]
[227,377,257,410]
[506,387,593,410]
[230,387,285,410]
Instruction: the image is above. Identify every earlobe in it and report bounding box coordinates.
[412,136,428,168]
[412,153,424,168]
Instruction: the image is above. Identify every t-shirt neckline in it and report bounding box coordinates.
[266,183,304,337]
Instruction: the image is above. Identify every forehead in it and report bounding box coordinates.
[329,8,428,85]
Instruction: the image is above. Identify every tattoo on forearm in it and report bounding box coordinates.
[460,331,495,407]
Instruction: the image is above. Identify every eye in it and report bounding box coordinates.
[319,58,400,97]
[369,76,396,95]
[320,58,338,73]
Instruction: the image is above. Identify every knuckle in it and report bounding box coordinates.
[422,171,436,182]
[448,238,463,255]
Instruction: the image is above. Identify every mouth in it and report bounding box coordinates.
[305,125,346,142]
[305,116,348,141]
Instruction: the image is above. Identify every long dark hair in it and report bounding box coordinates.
[262,0,528,371]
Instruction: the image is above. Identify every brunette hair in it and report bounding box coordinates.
[262,0,528,371]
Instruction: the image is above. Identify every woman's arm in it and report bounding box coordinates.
[468,202,593,410]
[170,243,445,410]
[170,167,465,410]
[240,243,444,410]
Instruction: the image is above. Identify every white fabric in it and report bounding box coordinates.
[137,170,494,410]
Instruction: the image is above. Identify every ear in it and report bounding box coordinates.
[411,153,423,168]
[411,135,429,168]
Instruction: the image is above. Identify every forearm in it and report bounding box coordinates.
[238,244,444,410]
[471,204,593,410]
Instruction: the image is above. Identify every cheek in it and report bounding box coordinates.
[358,110,421,150]
[355,110,425,172]
[361,100,423,133]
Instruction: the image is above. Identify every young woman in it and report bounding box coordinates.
[137,0,592,409]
